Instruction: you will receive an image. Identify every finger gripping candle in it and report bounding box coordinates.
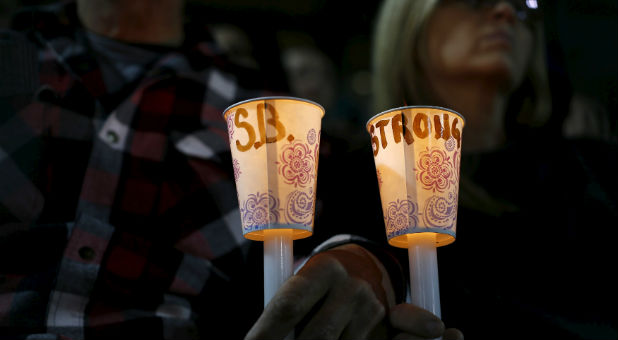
[367,106,464,318]
[224,97,324,309]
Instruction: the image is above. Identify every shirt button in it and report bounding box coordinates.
[79,246,96,261]
[106,130,119,144]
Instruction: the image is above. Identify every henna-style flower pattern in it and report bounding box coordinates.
[385,196,418,237]
[451,150,461,186]
[445,136,456,151]
[415,147,453,193]
[313,130,321,172]
[307,128,317,145]
[422,192,457,229]
[226,112,234,139]
[285,190,314,226]
[277,141,315,188]
[232,158,241,182]
[240,191,279,231]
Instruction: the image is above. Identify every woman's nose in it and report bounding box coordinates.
[490,1,517,24]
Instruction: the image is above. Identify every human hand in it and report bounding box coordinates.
[389,304,464,340]
[245,243,464,339]
[245,243,395,339]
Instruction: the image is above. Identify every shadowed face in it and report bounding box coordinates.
[420,0,534,91]
[77,0,185,46]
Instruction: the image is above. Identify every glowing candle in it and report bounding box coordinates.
[367,106,465,318]
[224,97,324,308]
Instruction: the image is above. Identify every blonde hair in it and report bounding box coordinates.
[372,0,437,113]
[371,0,551,127]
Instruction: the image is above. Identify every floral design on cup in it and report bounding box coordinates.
[445,136,456,152]
[452,150,461,186]
[232,158,241,182]
[313,130,321,172]
[285,189,314,226]
[415,147,453,193]
[277,141,315,188]
[307,128,317,145]
[422,192,457,229]
[226,112,234,139]
[241,191,280,231]
[385,196,419,237]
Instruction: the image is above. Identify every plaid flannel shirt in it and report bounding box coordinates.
[0,3,409,339]
[0,3,281,339]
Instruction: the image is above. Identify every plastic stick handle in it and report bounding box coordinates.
[263,229,293,307]
[408,233,441,318]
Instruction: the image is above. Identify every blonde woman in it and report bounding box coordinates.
[373,0,550,152]
[372,0,617,338]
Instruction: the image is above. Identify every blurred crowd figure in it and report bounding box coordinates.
[281,45,337,110]
[210,23,259,70]
[281,44,370,151]
[563,92,617,144]
[211,25,369,150]
[371,0,617,339]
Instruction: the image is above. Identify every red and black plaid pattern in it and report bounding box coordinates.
[1,3,276,339]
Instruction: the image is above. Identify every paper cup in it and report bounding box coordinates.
[367,106,465,248]
[224,97,324,241]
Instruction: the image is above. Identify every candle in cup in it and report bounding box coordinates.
[223,97,324,307]
[367,106,464,317]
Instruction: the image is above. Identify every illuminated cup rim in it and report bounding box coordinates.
[223,96,325,119]
[366,105,465,132]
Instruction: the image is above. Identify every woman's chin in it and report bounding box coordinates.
[468,58,517,88]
